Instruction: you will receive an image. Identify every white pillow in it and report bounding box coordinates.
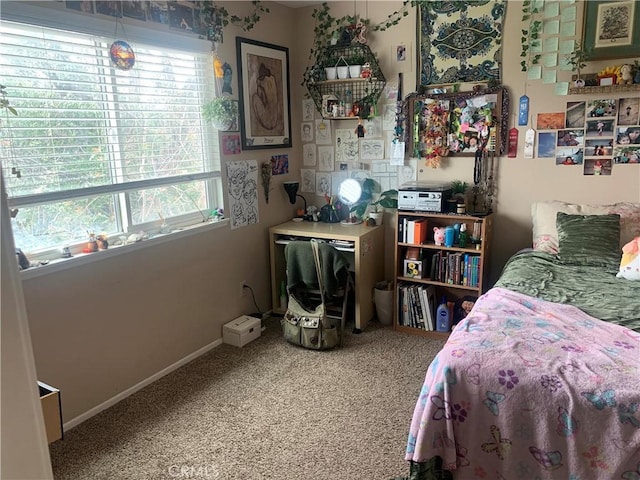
[531,201,640,254]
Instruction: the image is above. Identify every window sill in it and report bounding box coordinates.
[20,219,229,280]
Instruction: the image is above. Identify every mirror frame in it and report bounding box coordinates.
[403,85,509,160]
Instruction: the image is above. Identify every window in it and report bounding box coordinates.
[0,20,221,255]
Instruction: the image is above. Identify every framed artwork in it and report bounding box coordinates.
[583,0,640,59]
[220,133,241,155]
[236,37,291,149]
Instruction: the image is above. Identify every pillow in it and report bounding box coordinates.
[532,201,640,253]
[617,236,640,280]
[556,212,620,268]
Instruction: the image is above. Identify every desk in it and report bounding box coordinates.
[269,221,384,332]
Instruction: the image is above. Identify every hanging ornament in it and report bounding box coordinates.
[110,40,135,71]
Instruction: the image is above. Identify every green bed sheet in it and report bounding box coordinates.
[494,250,640,332]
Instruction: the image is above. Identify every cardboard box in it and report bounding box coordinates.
[223,315,261,347]
[38,381,62,443]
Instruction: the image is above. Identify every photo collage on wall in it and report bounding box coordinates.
[64,1,214,35]
[536,97,640,176]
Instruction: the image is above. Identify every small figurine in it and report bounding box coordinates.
[360,62,371,79]
[355,119,366,137]
[620,64,634,85]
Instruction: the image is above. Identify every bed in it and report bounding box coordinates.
[398,201,640,480]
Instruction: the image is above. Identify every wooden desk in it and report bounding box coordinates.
[269,221,384,332]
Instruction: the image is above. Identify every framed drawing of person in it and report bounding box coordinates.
[236,37,292,149]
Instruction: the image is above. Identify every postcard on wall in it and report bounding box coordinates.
[537,112,565,130]
[221,133,242,155]
[303,143,316,166]
[301,122,313,142]
[300,169,316,193]
[556,147,583,165]
[226,160,258,229]
[302,98,315,122]
[584,158,612,176]
[618,98,640,126]
[315,119,332,145]
[271,154,288,175]
[382,104,397,131]
[363,117,382,139]
[317,146,334,172]
[360,139,385,160]
[335,128,359,164]
[315,172,331,197]
[537,132,557,158]
[613,146,640,164]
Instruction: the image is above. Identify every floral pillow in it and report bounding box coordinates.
[532,201,640,254]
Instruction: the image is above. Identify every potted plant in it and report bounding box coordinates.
[450,180,467,213]
[202,96,238,130]
[350,178,397,225]
[566,42,591,87]
[347,52,366,78]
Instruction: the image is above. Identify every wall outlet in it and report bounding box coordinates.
[240,280,248,297]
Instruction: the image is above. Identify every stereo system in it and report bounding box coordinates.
[397,182,453,213]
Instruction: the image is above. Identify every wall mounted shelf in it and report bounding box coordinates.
[304,44,386,119]
[568,84,640,95]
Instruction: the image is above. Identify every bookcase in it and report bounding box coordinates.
[394,211,493,338]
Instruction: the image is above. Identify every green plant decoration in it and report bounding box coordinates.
[302,1,413,87]
[202,96,238,130]
[349,178,398,220]
[197,1,270,47]
[566,42,591,82]
[520,0,542,72]
[451,180,467,196]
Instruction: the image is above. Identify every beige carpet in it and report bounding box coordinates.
[49,317,445,480]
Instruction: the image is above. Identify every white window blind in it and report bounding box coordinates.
[0,20,221,253]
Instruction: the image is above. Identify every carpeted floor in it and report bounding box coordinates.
[49,317,445,480]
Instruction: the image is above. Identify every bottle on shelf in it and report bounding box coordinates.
[459,223,468,248]
[436,296,451,332]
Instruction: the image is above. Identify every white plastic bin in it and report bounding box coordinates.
[374,281,393,325]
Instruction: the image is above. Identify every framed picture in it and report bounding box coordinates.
[220,133,241,155]
[322,94,338,118]
[598,74,616,86]
[583,0,640,59]
[236,37,291,149]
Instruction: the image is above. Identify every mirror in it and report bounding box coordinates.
[338,179,362,206]
[404,85,508,159]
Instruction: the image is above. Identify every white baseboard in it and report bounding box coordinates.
[63,338,224,431]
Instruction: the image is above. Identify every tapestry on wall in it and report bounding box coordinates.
[418,1,506,86]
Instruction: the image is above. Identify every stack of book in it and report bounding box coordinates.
[397,283,437,330]
[399,217,428,244]
[429,252,481,287]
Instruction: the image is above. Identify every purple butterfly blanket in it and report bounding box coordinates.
[406,287,640,478]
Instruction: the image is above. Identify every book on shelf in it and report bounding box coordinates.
[413,219,427,244]
[397,282,437,330]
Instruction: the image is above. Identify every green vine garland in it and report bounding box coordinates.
[520,0,542,72]
[303,1,417,87]
[197,1,270,47]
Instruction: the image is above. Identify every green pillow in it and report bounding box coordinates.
[556,212,620,269]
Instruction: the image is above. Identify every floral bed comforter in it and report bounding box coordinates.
[405,287,640,479]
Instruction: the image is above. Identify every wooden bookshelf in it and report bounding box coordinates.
[393,211,492,338]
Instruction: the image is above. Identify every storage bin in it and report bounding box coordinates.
[223,315,261,347]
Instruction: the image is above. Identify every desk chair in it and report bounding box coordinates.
[284,240,353,347]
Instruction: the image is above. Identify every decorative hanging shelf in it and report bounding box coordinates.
[304,44,386,119]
